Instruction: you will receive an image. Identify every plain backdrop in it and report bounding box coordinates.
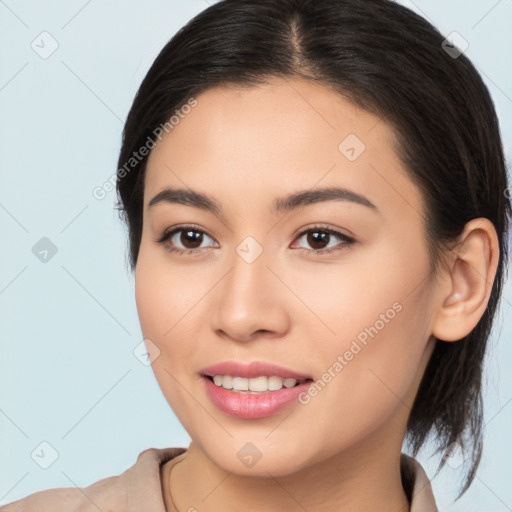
[1,1,511,509]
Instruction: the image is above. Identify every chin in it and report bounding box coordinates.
[197,435,319,478]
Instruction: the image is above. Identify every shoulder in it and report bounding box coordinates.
[400,452,439,512]
[0,447,186,512]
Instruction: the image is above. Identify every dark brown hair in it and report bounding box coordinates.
[116,0,511,498]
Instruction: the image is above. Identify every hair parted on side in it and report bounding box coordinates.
[115,0,511,498]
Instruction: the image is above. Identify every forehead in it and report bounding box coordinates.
[150,79,390,157]
[144,78,424,221]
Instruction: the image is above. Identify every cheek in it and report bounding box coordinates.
[291,239,433,415]
[134,253,203,425]
[135,246,205,340]
[292,302,430,460]
[134,248,216,380]
[287,244,426,349]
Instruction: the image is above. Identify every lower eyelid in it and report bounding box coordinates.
[292,228,354,247]
[156,226,354,254]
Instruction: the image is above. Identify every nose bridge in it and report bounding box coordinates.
[211,234,289,340]
[225,235,272,310]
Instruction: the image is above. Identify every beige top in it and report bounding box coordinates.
[0,447,438,511]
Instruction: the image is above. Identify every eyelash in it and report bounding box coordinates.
[154,223,355,256]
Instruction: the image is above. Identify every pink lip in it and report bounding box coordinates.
[200,361,312,380]
[200,361,313,419]
[202,376,312,419]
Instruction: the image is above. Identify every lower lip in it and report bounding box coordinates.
[202,376,312,419]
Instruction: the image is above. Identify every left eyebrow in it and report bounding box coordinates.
[147,185,378,219]
[272,186,378,214]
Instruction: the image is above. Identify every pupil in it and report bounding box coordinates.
[181,230,202,248]
[308,231,328,249]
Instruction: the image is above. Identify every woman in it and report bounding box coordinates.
[2,0,509,510]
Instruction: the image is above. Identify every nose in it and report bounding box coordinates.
[210,245,291,343]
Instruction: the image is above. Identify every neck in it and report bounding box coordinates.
[168,436,410,512]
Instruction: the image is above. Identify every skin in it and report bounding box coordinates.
[134,78,499,512]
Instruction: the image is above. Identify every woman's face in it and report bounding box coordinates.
[135,78,439,475]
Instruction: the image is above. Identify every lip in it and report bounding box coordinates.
[200,361,312,380]
[202,376,312,419]
[200,361,313,419]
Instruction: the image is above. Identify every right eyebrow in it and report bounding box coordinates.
[148,187,223,216]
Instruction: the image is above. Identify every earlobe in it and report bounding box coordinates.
[431,218,499,342]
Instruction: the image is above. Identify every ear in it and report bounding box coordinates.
[431,218,500,342]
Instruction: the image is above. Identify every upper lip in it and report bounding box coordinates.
[201,361,312,380]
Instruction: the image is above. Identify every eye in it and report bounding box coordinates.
[155,223,354,256]
[155,224,219,255]
[291,225,355,255]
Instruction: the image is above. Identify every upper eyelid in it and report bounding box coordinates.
[156,224,213,244]
[157,224,353,247]
[293,224,353,240]
[159,223,348,238]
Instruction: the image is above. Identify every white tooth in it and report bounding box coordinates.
[213,375,300,392]
[267,376,284,391]
[232,377,249,391]
[283,378,297,388]
[221,375,233,390]
[248,376,268,392]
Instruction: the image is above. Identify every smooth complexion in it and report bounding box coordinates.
[134,78,499,512]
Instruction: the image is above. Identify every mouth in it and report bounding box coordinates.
[204,374,313,393]
[199,361,314,419]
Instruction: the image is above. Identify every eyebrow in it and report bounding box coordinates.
[148,186,377,218]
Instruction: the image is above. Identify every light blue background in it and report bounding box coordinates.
[1,1,511,509]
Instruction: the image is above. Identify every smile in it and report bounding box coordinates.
[200,361,314,418]
[209,375,307,393]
